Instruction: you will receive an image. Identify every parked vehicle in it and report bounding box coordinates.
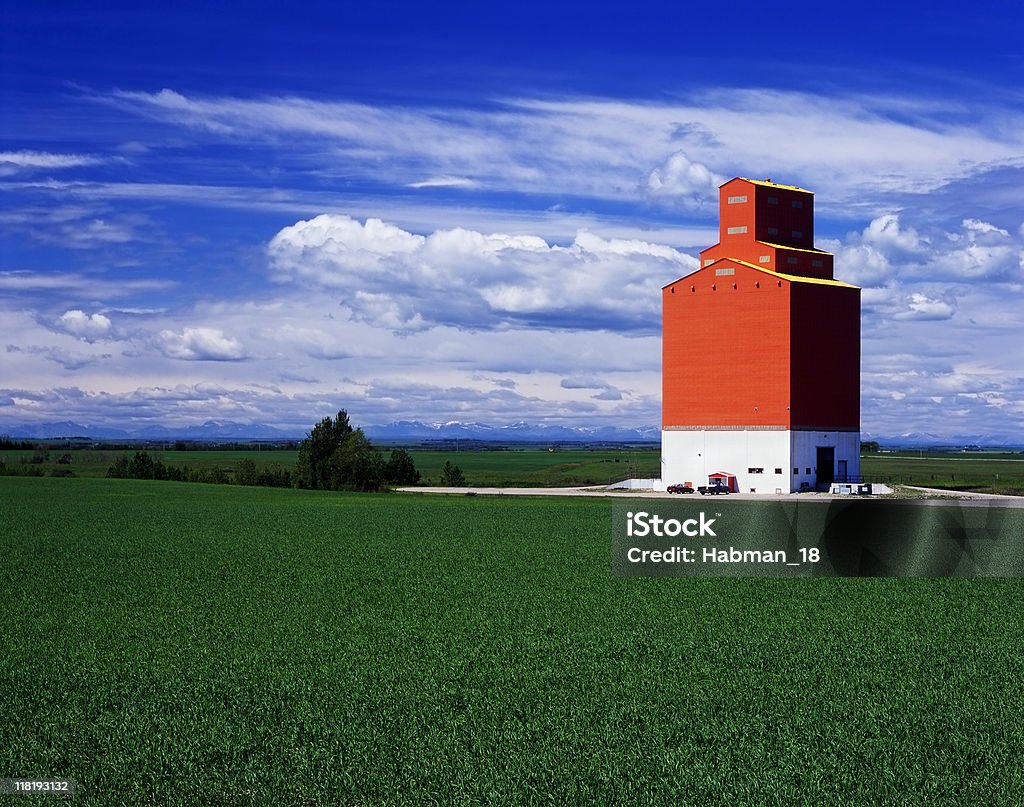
[698,482,731,495]
[666,483,694,494]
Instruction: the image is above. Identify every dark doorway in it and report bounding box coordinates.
[816,447,835,486]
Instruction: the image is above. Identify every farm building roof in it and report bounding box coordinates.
[663,257,858,290]
[738,177,813,193]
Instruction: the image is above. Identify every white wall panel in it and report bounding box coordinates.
[662,430,790,493]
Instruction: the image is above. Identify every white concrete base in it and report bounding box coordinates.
[606,478,662,490]
[792,430,860,490]
[662,428,860,494]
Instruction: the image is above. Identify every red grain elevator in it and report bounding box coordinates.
[662,178,861,493]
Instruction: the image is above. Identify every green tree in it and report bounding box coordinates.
[295,410,354,490]
[440,460,466,487]
[257,464,292,488]
[294,409,384,492]
[106,455,130,479]
[332,430,384,492]
[205,466,230,485]
[235,458,258,486]
[385,448,421,485]
[127,451,155,479]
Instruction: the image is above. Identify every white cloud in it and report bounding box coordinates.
[3,275,1022,440]
[646,151,723,207]
[56,310,112,341]
[560,375,626,401]
[9,179,716,247]
[0,271,172,297]
[4,86,1024,441]
[156,327,248,361]
[560,375,611,390]
[6,344,111,371]
[962,218,1010,240]
[931,242,1019,280]
[268,214,695,332]
[105,87,1024,207]
[0,151,104,176]
[929,217,1020,280]
[406,176,479,189]
[861,213,925,254]
[892,292,957,321]
[828,241,893,287]
[831,214,1024,290]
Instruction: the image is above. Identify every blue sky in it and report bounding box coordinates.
[3,1,1024,440]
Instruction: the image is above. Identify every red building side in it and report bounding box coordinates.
[749,179,814,248]
[715,178,814,253]
[789,282,860,430]
[663,261,792,428]
[664,177,859,434]
[700,241,834,280]
[700,178,833,280]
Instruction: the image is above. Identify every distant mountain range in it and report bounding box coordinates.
[364,420,661,443]
[1,419,1020,448]
[861,431,1024,450]
[0,419,660,443]
[0,420,301,441]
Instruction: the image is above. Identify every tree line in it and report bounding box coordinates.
[3,410,468,490]
[106,452,294,487]
[100,410,461,492]
[292,410,422,491]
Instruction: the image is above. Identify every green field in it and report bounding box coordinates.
[6,446,1024,493]
[0,447,661,487]
[3,477,1024,803]
[861,452,1024,495]
[407,448,659,486]
[0,448,298,480]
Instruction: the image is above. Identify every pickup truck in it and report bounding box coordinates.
[698,482,730,495]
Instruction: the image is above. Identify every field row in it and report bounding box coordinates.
[3,476,1024,803]
[0,447,661,487]
[2,447,1023,493]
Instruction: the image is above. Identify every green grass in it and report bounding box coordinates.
[0,447,660,487]
[861,452,1024,495]
[3,477,1024,803]
[8,446,1024,492]
[409,448,660,486]
[0,448,299,480]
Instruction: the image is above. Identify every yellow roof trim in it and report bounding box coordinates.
[729,258,858,288]
[663,256,858,290]
[757,240,832,256]
[737,177,813,194]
